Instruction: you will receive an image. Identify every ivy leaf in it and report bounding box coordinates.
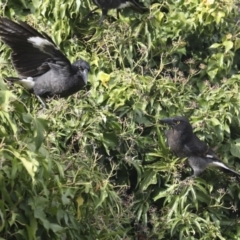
[223,40,233,53]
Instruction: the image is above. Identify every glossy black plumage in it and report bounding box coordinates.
[160,116,240,178]
[91,0,147,24]
[0,17,90,108]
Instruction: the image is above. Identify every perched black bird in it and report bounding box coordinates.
[160,116,240,178]
[91,0,147,25]
[0,17,90,108]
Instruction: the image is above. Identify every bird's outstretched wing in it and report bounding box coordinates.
[0,17,71,78]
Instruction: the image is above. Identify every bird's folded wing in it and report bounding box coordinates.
[0,18,71,78]
[184,134,219,160]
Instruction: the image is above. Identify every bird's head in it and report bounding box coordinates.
[73,59,90,85]
[159,116,193,133]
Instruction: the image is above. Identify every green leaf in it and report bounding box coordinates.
[32,118,48,151]
[140,169,157,191]
[230,140,240,158]
[234,38,240,51]
[223,40,233,53]
[209,43,221,49]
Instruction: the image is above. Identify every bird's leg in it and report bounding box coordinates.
[116,9,120,19]
[36,95,47,109]
[99,9,108,25]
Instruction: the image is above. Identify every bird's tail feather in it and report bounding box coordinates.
[213,161,240,177]
[4,77,34,90]
[224,167,240,177]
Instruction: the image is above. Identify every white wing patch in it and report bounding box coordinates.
[28,37,54,52]
[206,154,214,158]
[18,77,35,90]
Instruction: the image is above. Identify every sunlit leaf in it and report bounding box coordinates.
[76,195,84,220]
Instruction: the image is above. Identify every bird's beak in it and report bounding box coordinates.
[159,118,175,126]
[82,69,88,85]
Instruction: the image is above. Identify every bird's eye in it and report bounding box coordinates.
[176,120,181,125]
[78,66,83,70]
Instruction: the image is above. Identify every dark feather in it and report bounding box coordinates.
[0,17,90,108]
[160,116,240,178]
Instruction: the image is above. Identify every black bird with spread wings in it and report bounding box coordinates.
[160,116,240,178]
[91,0,148,25]
[0,17,90,108]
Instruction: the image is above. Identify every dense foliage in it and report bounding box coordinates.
[1,0,240,239]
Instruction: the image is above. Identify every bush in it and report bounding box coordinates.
[1,0,240,239]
